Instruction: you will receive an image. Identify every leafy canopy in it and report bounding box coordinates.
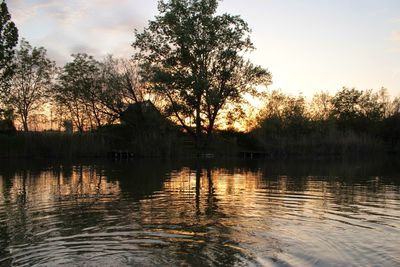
[8,39,55,131]
[54,54,149,132]
[133,0,271,146]
[0,0,18,99]
[54,53,103,132]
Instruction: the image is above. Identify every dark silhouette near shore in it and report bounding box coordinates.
[0,0,399,159]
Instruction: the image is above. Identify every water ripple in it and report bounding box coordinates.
[0,162,399,266]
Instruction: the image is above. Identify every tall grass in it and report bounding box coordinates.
[0,130,194,159]
[0,128,396,159]
[248,128,390,159]
[0,132,110,158]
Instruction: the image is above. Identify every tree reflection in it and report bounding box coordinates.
[0,159,399,266]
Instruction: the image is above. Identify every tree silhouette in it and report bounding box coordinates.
[133,0,271,150]
[53,55,152,132]
[97,56,151,120]
[0,0,18,112]
[54,53,102,132]
[8,40,55,131]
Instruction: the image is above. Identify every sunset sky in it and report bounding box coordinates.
[7,0,400,98]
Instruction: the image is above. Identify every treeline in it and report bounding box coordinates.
[0,1,162,132]
[244,88,400,157]
[0,54,399,160]
[0,41,154,132]
[1,0,400,159]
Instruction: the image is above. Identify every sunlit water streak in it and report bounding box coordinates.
[0,160,399,266]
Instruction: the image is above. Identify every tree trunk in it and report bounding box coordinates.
[195,105,202,153]
[195,167,201,215]
[21,112,29,132]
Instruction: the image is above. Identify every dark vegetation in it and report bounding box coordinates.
[1,87,399,159]
[0,0,399,159]
[249,88,400,158]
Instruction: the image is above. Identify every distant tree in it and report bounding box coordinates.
[133,0,271,149]
[375,87,391,118]
[331,87,389,132]
[381,96,400,148]
[359,89,386,121]
[257,90,309,139]
[54,53,104,132]
[8,40,55,131]
[331,87,364,132]
[258,90,287,120]
[331,87,363,121]
[54,55,151,132]
[0,116,15,134]
[0,0,18,97]
[390,97,400,116]
[381,110,400,150]
[98,56,134,119]
[98,56,152,120]
[309,91,333,121]
[62,120,73,133]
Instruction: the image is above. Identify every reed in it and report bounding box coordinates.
[0,130,189,159]
[0,125,397,159]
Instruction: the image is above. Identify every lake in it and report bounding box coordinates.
[0,159,399,266]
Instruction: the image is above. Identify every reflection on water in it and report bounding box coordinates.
[0,159,399,266]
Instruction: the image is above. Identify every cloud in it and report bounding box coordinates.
[388,31,400,54]
[7,0,156,64]
[8,0,65,24]
[391,17,400,23]
[391,31,400,42]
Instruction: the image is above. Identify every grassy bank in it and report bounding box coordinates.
[243,130,393,159]
[0,132,110,158]
[0,131,187,159]
[0,129,398,160]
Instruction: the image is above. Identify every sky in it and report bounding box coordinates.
[7,0,400,98]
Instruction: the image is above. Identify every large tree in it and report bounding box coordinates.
[8,39,55,131]
[133,0,271,149]
[0,0,19,107]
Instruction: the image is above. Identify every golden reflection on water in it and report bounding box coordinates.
[1,165,398,225]
[4,167,121,205]
[0,161,399,266]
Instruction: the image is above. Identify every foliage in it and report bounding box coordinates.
[0,130,186,159]
[0,118,15,134]
[253,87,400,157]
[8,39,55,131]
[97,56,156,118]
[256,90,309,140]
[121,101,163,129]
[133,0,271,149]
[0,0,18,96]
[53,54,150,132]
[1,0,399,159]
[54,53,103,132]
[309,91,332,120]
[331,87,388,132]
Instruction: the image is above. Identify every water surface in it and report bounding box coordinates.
[0,159,399,266]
